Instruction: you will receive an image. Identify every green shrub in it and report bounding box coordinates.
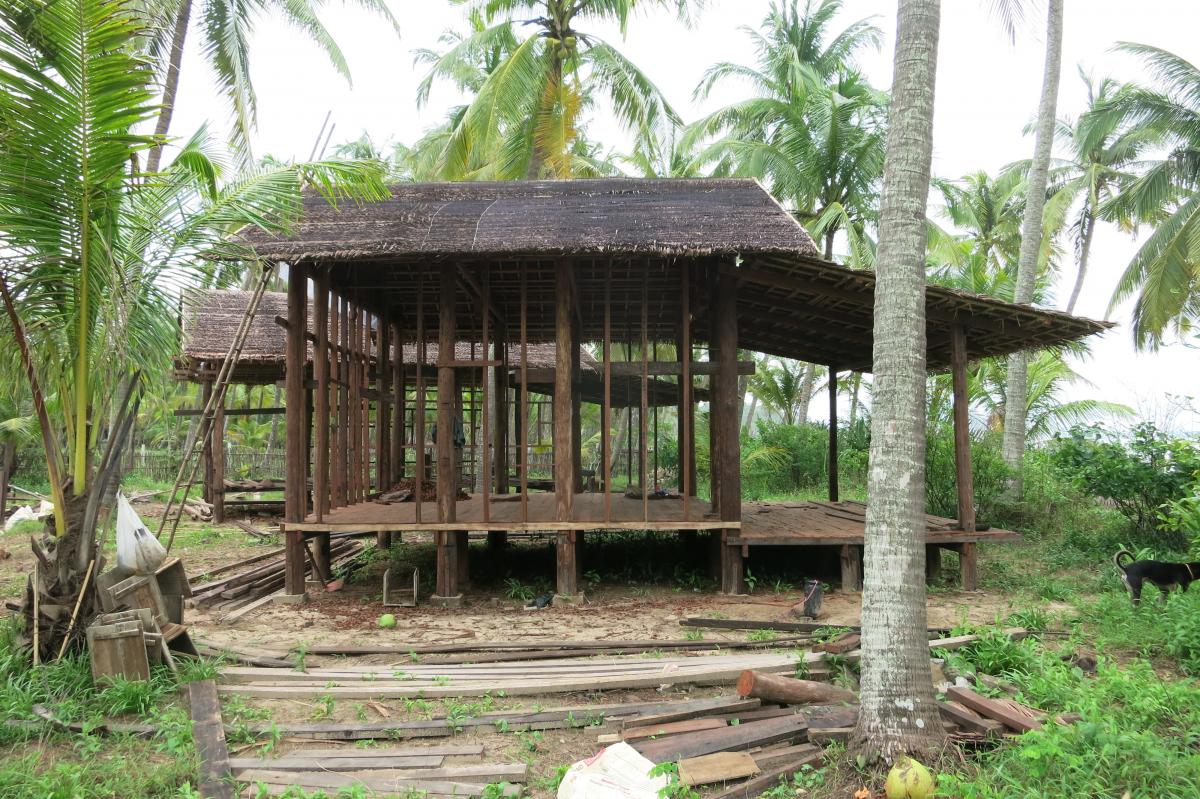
[925,427,1010,522]
[741,421,830,499]
[1051,423,1200,550]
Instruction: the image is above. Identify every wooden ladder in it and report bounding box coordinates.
[158,266,276,551]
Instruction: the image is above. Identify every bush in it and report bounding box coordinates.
[925,427,1010,522]
[1051,423,1200,550]
[741,421,830,499]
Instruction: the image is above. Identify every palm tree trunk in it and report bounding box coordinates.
[795,363,818,423]
[853,0,944,762]
[848,372,862,427]
[742,394,758,436]
[824,227,836,260]
[1065,205,1095,313]
[1002,0,1064,480]
[146,0,193,174]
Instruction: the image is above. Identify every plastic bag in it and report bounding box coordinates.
[115,493,166,573]
[4,505,36,532]
[557,743,667,799]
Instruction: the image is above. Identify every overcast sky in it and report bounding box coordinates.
[167,0,1200,432]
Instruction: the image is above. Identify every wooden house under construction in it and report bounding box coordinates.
[216,178,1107,604]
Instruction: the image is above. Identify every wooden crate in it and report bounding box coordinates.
[86,621,151,682]
[108,574,168,627]
[98,609,161,665]
[156,557,193,598]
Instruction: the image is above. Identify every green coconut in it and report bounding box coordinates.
[378,613,397,629]
[885,756,933,799]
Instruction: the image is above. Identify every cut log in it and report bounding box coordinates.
[736,671,857,705]
[814,633,860,654]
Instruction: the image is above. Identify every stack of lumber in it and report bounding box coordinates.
[218,651,809,700]
[189,539,362,619]
[184,497,214,522]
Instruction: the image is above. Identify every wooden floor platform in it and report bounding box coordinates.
[285,495,1017,546]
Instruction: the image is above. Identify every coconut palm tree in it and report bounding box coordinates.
[687,0,886,260]
[853,0,944,761]
[746,360,824,427]
[1052,70,1152,313]
[418,0,690,180]
[143,0,399,171]
[0,0,388,659]
[1103,44,1200,348]
[1002,0,1064,475]
[969,352,1132,438]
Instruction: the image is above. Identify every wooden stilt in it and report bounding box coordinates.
[959,542,978,591]
[840,544,862,592]
[926,544,942,581]
[827,368,838,503]
[284,264,309,596]
[556,530,579,597]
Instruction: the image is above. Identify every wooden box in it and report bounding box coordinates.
[155,557,193,598]
[86,620,150,682]
[108,574,167,627]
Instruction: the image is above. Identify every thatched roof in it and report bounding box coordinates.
[227,178,1109,371]
[240,178,820,260]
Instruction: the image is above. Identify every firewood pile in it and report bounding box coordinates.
[376,477,469,504]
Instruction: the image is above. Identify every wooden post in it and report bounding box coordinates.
[959,542,978,591]
[602,275,612,521]
[314,270,330,521]
[926,544,942,581]
[679,266,692,517]
[284,263,309,597]
[360,308,371,500]
[553,260,574,522]
[840,544,862,592]
[554,261,578,596]
[951,325,976,534]
[435,264,460,601]
[713,268,743,594]
[211,397,225,524]
[201,379,214,507]
[519,264,529,523]
[376,310,392,550]
[493,324,508,496]
[333,295,347,508]
[391,320,404,484]
[827,368,838,503]
[0,441,13,523]
[415,275,426,524]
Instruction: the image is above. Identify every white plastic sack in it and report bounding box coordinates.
[557,743,668,799]
[4,505,36,532]
[115,493,166,574]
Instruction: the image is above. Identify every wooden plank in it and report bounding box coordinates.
[621,697,760,730]
[633,714,808,764]
[229,755,443,771]
[621,717,727,742]
[189,680,234,799]
[233,769,522,797]
[944,686,1041,733]
[937,701,1004,736]
[678,752,759,787]
[239,764,526,783]
[951,325,976,533]
[707,747,822,799]
[286,745,484,759]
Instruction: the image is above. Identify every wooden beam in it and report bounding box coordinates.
[951,325,976,533]
[284,263,308,596]
[332,295,347,508]
[828,368,838,503]
[174,407,285,417]
[188,680,234,799]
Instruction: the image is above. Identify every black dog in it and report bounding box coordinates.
[1114,549,1200,605]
